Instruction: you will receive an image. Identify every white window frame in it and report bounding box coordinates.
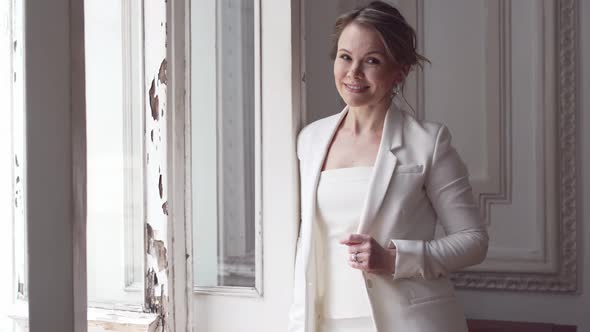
[8,0,184,330]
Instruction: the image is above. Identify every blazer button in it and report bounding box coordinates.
[366,278,373,288]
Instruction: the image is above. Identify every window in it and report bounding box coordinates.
[191,0,261,293]
[3,0,162,330]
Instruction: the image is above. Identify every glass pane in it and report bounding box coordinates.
[192,0,256,288]
[85,0,144,308]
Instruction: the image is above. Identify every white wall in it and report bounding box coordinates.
[456,1,590,329]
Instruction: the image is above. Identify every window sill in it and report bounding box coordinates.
[7,302,159,332]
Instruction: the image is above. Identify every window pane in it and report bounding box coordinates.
[85,0,144,308]
[192,0,257,289]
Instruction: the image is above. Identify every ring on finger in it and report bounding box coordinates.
[351,252,359,263]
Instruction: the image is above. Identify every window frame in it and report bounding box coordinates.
[9,0,179,330]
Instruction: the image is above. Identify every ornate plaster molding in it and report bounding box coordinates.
[451,0,578,292]
[477,0,513,225]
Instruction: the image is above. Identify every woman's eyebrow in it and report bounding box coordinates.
[364,50,385,56]
[337,48,384,56]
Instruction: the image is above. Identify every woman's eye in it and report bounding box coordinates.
[366,57,380,64]
[339,54,351,61]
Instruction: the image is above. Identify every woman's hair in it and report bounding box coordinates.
[331,1,429,69]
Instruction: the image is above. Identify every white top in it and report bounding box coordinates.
[315,167,375,331]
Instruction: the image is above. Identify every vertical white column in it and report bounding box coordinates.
[143,0,170,329]
[168,0,190,329]
[0,0,15,329]
[24,0,87,331]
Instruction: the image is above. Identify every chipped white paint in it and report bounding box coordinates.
[143,0,169,329]
[11,0,26,301]
[1,0,22,329]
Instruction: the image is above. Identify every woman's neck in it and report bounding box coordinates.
[344,102,390,135]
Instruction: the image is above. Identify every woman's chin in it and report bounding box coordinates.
[341,97,370,108]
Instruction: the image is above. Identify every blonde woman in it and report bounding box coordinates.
[289,2,488,331]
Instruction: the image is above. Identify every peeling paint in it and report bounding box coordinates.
[157,59,167,85]
[145,223,168,316]
[146,224,168,272]
[146,285,168,332]
[149,79,159,121]
[14,153,26,299]
[144,1,169,328]
[144,267,157,312]
[158,174,163,198]
[153,240,167,272]
[17,277,24,295]
[161,201,168,216]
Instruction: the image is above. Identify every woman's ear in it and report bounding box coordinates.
[398,64,411,83]
[392,64,410,87]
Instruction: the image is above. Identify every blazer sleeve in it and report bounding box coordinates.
[391,125,489,279]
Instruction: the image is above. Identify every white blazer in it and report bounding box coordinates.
[289,104,489,332]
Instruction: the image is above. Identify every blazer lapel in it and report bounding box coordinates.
[301,107,348,275]
[356,104,404,235]
[306,107,349,192]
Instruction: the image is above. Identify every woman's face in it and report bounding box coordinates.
[334,23,403,109]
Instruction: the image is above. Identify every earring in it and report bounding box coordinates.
[391,85,401,97]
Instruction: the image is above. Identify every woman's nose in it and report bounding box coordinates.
[348,62,363,78]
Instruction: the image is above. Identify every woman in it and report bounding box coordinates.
[289,2,488,332]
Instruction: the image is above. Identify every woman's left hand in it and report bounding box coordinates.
[340,233,396,275]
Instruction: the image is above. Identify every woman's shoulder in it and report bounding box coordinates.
[399,110,447,143]
[299,113,341,137]
[295,112,341,160]
[297,112,342,146]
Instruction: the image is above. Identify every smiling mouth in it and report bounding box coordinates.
[343,83,369,93]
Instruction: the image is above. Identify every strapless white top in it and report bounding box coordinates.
[315,167,376,332]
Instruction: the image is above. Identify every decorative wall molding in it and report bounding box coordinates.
[476,0,513,225]
[450,0,578,292]
[400,0,578,292]
[406,0,513,226]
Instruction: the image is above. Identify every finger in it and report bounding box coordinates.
[348,260,366,271]
[347,252,369,264]
[347,245,362,254]
[355,252,369,263]
[339,233,369,245]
